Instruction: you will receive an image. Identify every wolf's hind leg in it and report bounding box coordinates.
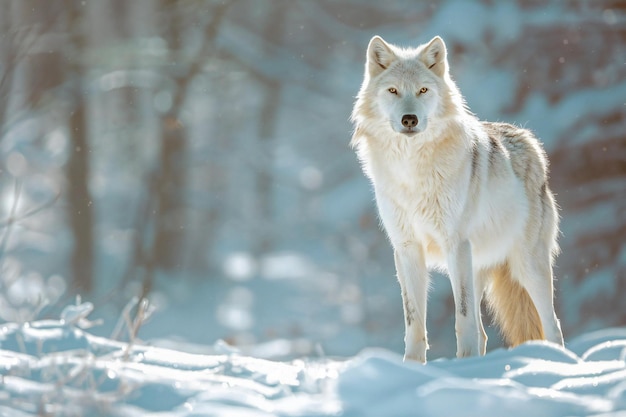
[474,268,489,355]
[395,246,429,363]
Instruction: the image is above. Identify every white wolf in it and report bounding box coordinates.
[351,36,564,362]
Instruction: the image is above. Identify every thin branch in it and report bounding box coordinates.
[0,180,22,258]
[170,0,234,115]
[0,7,67,127]
[0,188,61,228]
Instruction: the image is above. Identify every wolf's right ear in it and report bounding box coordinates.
[367,36,396,77]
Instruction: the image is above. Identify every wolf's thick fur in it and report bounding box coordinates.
[351,36,563,362]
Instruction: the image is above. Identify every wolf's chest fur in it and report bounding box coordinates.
[368,137,469,233]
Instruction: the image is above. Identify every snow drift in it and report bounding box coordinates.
[1,313,625,416]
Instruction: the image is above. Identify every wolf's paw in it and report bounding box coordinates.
[404,339,428,363]
[404,352,426,363]
[456,327,487,358]
[456,346,479,358]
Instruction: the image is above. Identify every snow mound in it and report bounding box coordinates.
[0,320,625,416]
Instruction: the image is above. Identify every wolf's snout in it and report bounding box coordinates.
[402,114,418,128]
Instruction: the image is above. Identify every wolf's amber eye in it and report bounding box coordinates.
[388,87,398,95]
[419,87,428,94]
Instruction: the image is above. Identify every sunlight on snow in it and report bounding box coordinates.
[505,359,626,381]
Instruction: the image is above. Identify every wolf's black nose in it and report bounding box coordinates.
[402,114,418,128]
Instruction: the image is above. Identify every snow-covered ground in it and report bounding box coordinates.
[1,305,626,416]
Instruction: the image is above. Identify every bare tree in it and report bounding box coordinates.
[120,1,232,296]
[0,7,15,130]
[252,3,288,255]
[65,0,94,293]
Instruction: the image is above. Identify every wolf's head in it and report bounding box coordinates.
[352,36,463,142]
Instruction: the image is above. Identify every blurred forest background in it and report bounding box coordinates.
[0,0,624,359]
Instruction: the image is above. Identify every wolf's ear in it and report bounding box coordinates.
[420,36,447,77]
[366,36,396,77]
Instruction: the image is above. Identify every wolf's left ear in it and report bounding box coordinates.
[420,36,447,77]
[366,36,396,78]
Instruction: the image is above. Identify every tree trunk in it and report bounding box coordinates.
[66,101,93,292]
[151,0,230,275]
[253,3,287,255]
[152,113,187,271]
[150,0,188,273]
[66,1,93,293]
[0,7,14,129]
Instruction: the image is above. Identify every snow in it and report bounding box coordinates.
[1,312,625,416]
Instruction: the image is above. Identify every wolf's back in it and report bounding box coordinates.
[482,121,550,193]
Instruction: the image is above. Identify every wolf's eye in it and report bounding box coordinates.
[388,87,398,95]
[419,87,428,94]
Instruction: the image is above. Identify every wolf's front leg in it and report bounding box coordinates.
[394,246,429,363]
[447,240,486,358]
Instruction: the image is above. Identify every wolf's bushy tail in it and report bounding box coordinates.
[487,262,544,346]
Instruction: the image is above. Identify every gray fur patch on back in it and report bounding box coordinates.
[482,121,548,191]
[470,142,480,182]
[487,133,503,168]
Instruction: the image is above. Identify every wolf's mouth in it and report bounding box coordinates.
[400,128,420,136]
